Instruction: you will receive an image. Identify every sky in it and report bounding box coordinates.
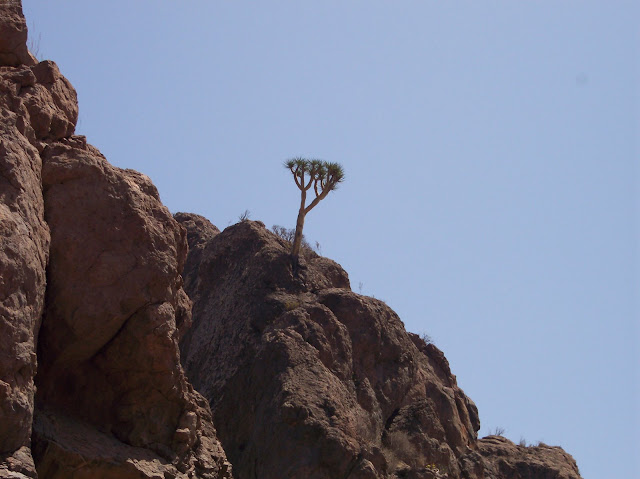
[22,1,638,478]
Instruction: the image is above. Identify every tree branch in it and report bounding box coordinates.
[293,167,303,189]
[304,173,314,191]
[304,182,333,214]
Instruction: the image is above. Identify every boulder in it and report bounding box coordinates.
[35,137,231,478]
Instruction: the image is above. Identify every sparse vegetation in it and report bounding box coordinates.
[272,225,316,255]
[381,430,450,477]
[382,431,427,472]
[383,430,418,471]
[284,157,344,266]
[238,209,251,222]
[272,224,295,242]
[420,332,434,345]
[27,23,42,60]
[284,299,301,311]
[489,426,506,436]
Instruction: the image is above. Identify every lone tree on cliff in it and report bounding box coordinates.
[285,157,344,264]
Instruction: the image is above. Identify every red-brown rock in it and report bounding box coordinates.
[1,2,585,478]
[0,59,78,151]
[177,218,583,479]
[0,447,36,479]
[0,50,51,479]
[1,4,231,476]
[19,61,78,146]
[173,213,220,341]
[177,219,479,479]
[0,1,36,67]
[35,138,231,478]
[459,436,582,479]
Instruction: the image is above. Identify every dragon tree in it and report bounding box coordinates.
[284,157,344,265]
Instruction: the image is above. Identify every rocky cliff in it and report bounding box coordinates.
[0,3,230,478]
[176,216,582,479]
[1,3,582,479]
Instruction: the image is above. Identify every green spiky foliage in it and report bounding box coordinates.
[284,157,344,265]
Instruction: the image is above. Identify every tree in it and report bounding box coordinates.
[284,157,344,265]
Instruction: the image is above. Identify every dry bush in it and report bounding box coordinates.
[383,430,425,471]
[238,209,251,222]
[272,225,316,255]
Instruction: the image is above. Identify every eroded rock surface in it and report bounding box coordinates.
[0,97,45,479]
[177,218,582,479]
[0,3,57,474]
[177,219,477,479]
[460,436,582,479]
[1,3,231,477]
[2,2,584,478]
[35,138,230,478]
[0,1,35,67]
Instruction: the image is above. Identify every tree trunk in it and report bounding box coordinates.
[291,205,306,264]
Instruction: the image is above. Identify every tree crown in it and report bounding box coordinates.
[284,157,345,194]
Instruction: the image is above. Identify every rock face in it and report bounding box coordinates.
[34,139,231,479]
[172,213,220,341]
[0,1,36,67]
[1,2,583,478]
[460,436,583,479]
[177,217,582,479]
[0,3,231,478]
[0,3,57,477]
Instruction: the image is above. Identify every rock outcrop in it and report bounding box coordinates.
[460,436,582,479]
[34,138,230,479]
[0,1,36,67]
[177,217,582,479]
[0,3,231,477]
[1,2,583,478]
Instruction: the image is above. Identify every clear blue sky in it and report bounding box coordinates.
[23,1,638,478]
